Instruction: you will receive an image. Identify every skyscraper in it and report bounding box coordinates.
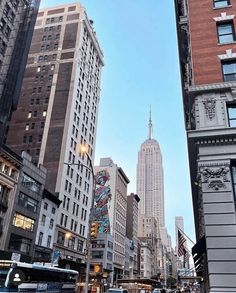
[0,0,40,144]
[136,111,164,227]
[6,2,104,267]
[175,0,236,290]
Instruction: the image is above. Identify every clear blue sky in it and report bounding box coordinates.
[40,0,195,247]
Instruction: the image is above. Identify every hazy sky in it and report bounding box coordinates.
[40,0,195,247]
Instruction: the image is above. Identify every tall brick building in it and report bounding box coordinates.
[175,0,236,291]
[6,2,104,268]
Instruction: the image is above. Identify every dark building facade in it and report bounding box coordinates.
[0,0,40,144]
[0,150,46,261]
[175,0,236,291]
[126,193,140,276]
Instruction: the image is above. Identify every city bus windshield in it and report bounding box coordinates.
[0,264,11,287]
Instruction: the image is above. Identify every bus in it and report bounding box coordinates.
[0,260,78,292]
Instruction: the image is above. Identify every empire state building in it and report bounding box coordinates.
[136,112,165,227]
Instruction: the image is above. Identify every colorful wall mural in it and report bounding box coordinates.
[94,169,112,234]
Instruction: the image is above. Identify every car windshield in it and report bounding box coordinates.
[107,290,122,293]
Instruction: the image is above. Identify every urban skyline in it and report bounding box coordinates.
[39,0,195,245]
[0,0,199,289]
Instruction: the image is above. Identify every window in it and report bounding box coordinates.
[22,173,41,193]
[217,22,235,44]
[9,234,31,255]
[13,213,35,231]
[3,4,10,17]
[57,231,65,245]
[44,202,48,210]
[228,104,236,126]
[77,239,83,252]
[0,18,6,31]
[18,193,38,213]
[5,26,11,39]
[47,235,52,247]
[68,236,75,249]
[52,207,56,214]
[213,0,230,8]
[38,232,43,245]
[222,61,236,81]
[49,219,54,229]
[41,214,46,226]
[60,213,64,225]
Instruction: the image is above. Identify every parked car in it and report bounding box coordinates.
[106,288,129,293]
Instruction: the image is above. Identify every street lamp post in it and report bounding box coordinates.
[65,144,96,293]
[82,146,96,293]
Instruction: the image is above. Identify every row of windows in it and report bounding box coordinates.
[18,192,38,213]
[44,25,61,32]
[9,233,31,255]
[41,214,54,229]
[13,213,35,232]
[42,34,60,42]
[43,202,56,214]
[38,232,51,247]
[27,110,47,118]
[25,121,44,132]
[41,43,59,51]
[38,54,57,62]
[64,178,89,206]
[0,161,17,179]
[31,97,49,105]
[23,134,42,144]
[57,231,84,252]
[22,173,41,193]
[46,16,63,24]
[3,3,15,24]
[32,85,51,93]
[0,184,10,206]
[0,18,11,39]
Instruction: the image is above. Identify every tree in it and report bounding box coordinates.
[167,276,176,288]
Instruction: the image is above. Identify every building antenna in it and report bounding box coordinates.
[148,105,153,140]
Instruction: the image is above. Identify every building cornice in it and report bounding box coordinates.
[188,127,236,145]
[189,81,236,93]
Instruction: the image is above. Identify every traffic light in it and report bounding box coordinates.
[90,221,99,239]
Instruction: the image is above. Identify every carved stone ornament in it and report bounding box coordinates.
[203,99,216,120]
[200,166,230,191]
[208,180,226,190]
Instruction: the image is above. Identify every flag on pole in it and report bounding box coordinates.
[178,230,186,256]
[183,247,191,267]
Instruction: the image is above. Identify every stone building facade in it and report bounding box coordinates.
[175,0,236,291]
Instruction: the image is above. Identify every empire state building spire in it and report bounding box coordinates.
[148,106,153,140]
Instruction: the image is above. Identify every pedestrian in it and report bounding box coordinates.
[140,287,145,293]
